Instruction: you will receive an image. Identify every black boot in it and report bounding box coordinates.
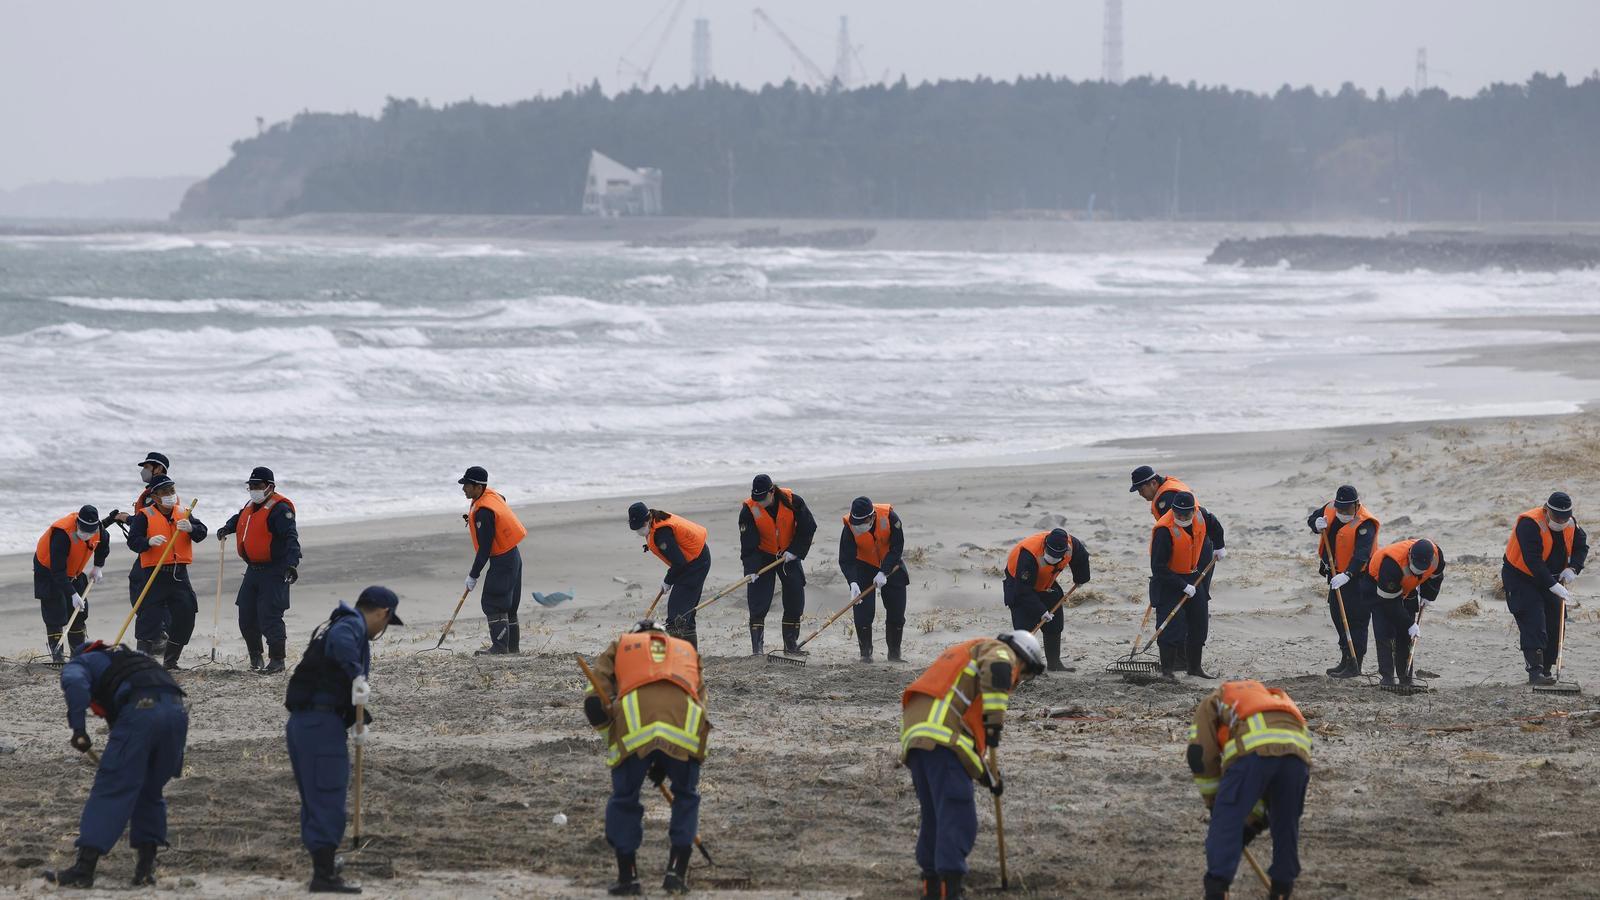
[1158,644,1178,682]
[262,641,287,675]
[476,615,511,655]
[856,625,874,662]
[1376,640,1396,686]
[132,843,158,886]
[46,626,65,664]
[1268,879,1294,899]
[1331,652,1362,679]
[939,872,966,899]
[1325,649,1353,676]
[150,635,169,664]
[1203,873,1231,900]
[886,624,904,662]
[661,844,691,894]
[1395,639,1415,686]
[507,614,521,654]
[136,638,156,657]
[42,846,98,888]
[749,625,764,656]
[67,624,87,657]
[245,635,265,671]
[1043,632,1072,672]
[1186,642,1216,679]
[608,850,642,896]
[1527,650,1557,685]
[782,623,809,656]
[163,642,184,671]
[309,846,361,893]
[918,870,939,900]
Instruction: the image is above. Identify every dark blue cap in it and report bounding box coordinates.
[139,452,169,469]
[1130,465,1157,492]
[77,505,100,527]
[1170,491,1196,512]
[147,475,175,493]
[849,496,875,522]
[356,585,403,625]
[751,474,774,498]
[1547,491,1574,515]
[1335,485,1360,507]
[1408,540,1436,570]
[1044,528,1070,554]
[248,466,275,485]
[628,501,649,530]
[457,465,488,486]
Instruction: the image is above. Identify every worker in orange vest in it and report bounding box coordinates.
[34,505,111,662]
[458,466,529,655]
[1188,680,1311,900]
[1307,484,1380,678]
[1149,491,1225,680]
[839,496,910,662]
[584,620,710,896]
[1135,470,1226,675]
[630,502,711,649]
[739,474,818,656]
[1002,527,1090,672]
[1361,539,1445,687]
[126,476,209,669]
[1502,492,1588,685]
[900,631,1045,899]
[214,467,301,673]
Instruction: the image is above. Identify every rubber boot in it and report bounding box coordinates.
[661,844,691,894]
[1186,641,1216,679]
[1158,644,1179,682]
[939,872,966,899]
[163,642,184,671]
[1203,873,1231,900]
[132,843,158,886]
[1528,649,1556,685]
[1376,640,1396,686]
[507,618,521,654]
[150,635,169,664]
[886,624,905,662]
[309,846,361,893]
[67,623,87,657]
[46,626,64,664]
[856,625,874,663]
[245,635,265,671]
[1395,637,1415,686]
[476,615,511,655]
[262,641,286,675]
[749,625,764,656]
[1325,650,1353,676]
[1331,652,1362,679]
[782,623,809,657]
[919,871,939,900]
[136,638,156,656]
[1043,632,1072,672]
[1174,643,1190,673]
[608,851,642,896]
[42,846,98,888]
[1268,880,1294,899]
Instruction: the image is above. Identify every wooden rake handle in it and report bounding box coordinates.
[1030,583,1081,636]
[55,581,96,657]
[115,498,199,645]
[432,587,473,649]
[1136,557,1217,656]
[692,557,786,615]
[796,566,900,649]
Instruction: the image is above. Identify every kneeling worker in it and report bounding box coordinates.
[584,620,710,896]
[285,586,403,894]
[901,630,1044,899]
[1003,527,1090,672]
[44,639,189,889]
[1188,679,1311,900]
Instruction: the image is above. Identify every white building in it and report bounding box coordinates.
[581,150,663,216]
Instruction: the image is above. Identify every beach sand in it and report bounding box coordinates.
[3,405,1599,897]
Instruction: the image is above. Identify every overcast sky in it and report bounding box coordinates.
[3,1,1596,189]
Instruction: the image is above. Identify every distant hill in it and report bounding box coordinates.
[178,74,1600,222]
[0,176,199,220]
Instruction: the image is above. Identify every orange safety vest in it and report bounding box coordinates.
[744,488,797,555]
[34,513,101,577]
[647,514,708,567]
[469,489,529,556]
[903,638,1015,758]
[1504,507,1576,578]
[1006,531,1071,592]
[1151,476,1194,520]
[614,631,702,701]
[236,494,295,564]
[843,503,894,568]
[138,502,193,568]
[1367,540,1440,596]
[1321,502,1379,572]
[1152,509,1207,575]
[1214,679,1306,746]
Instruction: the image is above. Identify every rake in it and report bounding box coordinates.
[1321,533,1361,677]
[114,498,199,645]
[1379,601,1430,696]
[190,542,232,670]
[418,587,473,654]
[766,567,898,666]
[1029,584,1081,636]
[1534,594,1581,694]
[1106,559,1217,675]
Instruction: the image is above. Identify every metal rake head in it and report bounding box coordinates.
[339,838,394,877]
[765,650,806,666]
[1533,679,1582,694]
[1378,682,1431,696]
[1105,657,1159,675]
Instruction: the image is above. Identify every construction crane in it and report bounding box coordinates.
[618,0,689,90]
[752,7,832,88]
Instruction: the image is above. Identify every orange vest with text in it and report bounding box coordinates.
[469,489,529,556]
[1214,679,1306,746]
[35,513,101,577]
[1504,507,1575,578]
[1321,502,1379,572]
[138,502,193,568]
[614,631,702,701]
[843,503,894,568]
[647,514,708,567]
[1152,476,1194,520]
[1153,509,1207,575]
[744,488,796,555]
[1367,540,1440,596]
[236,494,295,564]
[1006,531,1071,592]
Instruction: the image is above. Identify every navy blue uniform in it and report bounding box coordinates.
[471,505,524,652]
[1363,553,1446,681]
[126,509,207,652]
[739,491,818,651]
[1148,508,1224,649]
[1207,755,1309,888]
[1503,518,1589,673]
[284,605,370,852]
[34,524,111,655]
[906,746,977,875]
[219,501,301,659]
[60,646,188,853]
[1308,510,1378,659]
[653,527,711,645]
[838,510,911,657]
[1002,536,1091,635]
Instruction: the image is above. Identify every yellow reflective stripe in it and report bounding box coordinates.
[981,692,1010,711]
[617,693,705,755]
[1193,776,1220,796]
[1187,724,1199,741]
[952,732,983,772]
[1220,722,1313,763]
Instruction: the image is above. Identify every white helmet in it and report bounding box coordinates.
[998,630,1046,676]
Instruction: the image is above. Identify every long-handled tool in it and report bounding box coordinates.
[643,586,667,619]
[1106,559,1217,675]
[52,582,97,661]
[766,566,899,666]
[191,542,229,669]
[691,557,785,615]
[988,747,1009,889]
[1104,603,1155,674]
[343,701,393,875]
[419,587,473,654]
[576,653,713,864]
[1030,583,1080,636]
[1320,533,1360,675]
[1379,601,1430,696]
[1535,594,1582,694]
[114,499,199,645]
[1242,847,1271,889]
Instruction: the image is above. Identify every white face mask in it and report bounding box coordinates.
[1042,552,1063,566]
[75,529,95,542]
[635,526,649,538]
[1336,512,1355,524]
[1175,514,1194,527]
[1549,517,1571,532]
[249,489,269,504]
[141,467,155,484]
[851,521,873,536]
[1407,563,1425,576]
[158,494,177,510]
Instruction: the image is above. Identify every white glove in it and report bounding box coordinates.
[351,676,371,706]
[873,570,889,588]
[1407,623,1421,639]
[147,534,167,547]
[464,575,477,592]
[175,518,193,533]
[659,581,672,597]
[1314,516,1328,533]
[1041,611,1055,623]
[71,593,86,611]
[1213,548,1227,561]
[782,551,797,563]
[1550,583,1573,602]
[351,727,368,747]
[1329,572,1351,591]
[849,582,861,600]
[1560,568,1578,585]
[1182,583,1197,598]
[88,566,104,584]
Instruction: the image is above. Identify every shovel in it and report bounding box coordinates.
[1534,594,1581,694]
[1106,559,1217,675]
[114,499,199,645]
[419,587,473,654]
[691,557,785,615]
[767,566,899,666]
